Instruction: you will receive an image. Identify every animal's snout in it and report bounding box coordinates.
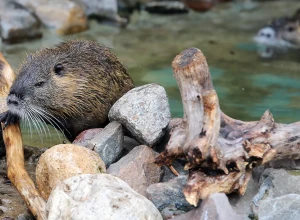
[7,95,20,106]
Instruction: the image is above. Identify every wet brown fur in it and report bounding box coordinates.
[9,40,134,141]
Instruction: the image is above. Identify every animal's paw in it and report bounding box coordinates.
[0,111,20,129]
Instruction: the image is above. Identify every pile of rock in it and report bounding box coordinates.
[2,82,300,219]
[29,83,244,219]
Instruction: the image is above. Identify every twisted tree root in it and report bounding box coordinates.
[156,48,299,206]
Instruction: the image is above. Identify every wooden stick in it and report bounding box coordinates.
[2,123,47,220]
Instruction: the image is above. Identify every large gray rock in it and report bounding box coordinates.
[258,194,300,220]
[0,0,41,43]
[87,121,124,167]
[243,168,300,216]
[46,174,163,220]
[146,175,194,218]
[173,193,243,220]
[259,168,300,198]
[229,168,300,219]
[109,83,171,146]
[107,145,162,196]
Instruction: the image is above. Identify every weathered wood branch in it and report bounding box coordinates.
[0,53,46,220]
[2,123,47,220]
[155,48,300,206]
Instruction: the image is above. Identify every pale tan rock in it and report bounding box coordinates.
[15,0,87,35]
[36,144,106,200]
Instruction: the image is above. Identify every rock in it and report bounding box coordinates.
[259,168,300,198]
[17,212,34,220]
[87,121,124,167]
[173,193,243,220]
[146,175,194,218]
[75,0,118,17]
[107,145,162,196]
[73,128,103,148]
[0,0,41,43]
[246,168,300,218]
[144,1,189,14]
[228,176,260,218]
[46,174,163,220]
[15,0,87,35]
[36,144,106,200]
[75,0,127,24]
[23,145,47,162]
[258,194,300,220]
[123,136,140,152]
[109,83,171,146]
[161,160,188,182]
[267,158,300,170]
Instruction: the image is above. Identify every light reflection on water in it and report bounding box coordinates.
[1,1,300,147]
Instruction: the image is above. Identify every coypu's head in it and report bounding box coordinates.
[253,17,292,47]
[5,40,134,141]
[282,19,300,46]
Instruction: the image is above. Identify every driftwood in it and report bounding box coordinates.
[0,53,47,220]
[155,48,300,206]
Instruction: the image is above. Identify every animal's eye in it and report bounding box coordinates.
[266,34,271,38]
[35,81,45,87]
[288,26,295,32]
[54,63,64,76]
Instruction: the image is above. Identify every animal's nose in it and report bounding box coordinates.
[7,95,19,106]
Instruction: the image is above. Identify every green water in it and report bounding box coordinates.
[1,1,299,147]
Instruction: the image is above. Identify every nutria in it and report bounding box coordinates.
[0,40,134,141]
[254,8,300,48]
[253,17,292,48]
[282,19,300,47]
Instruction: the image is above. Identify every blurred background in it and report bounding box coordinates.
[0,0,299,147]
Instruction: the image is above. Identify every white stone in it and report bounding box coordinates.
[46,174,163,220]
